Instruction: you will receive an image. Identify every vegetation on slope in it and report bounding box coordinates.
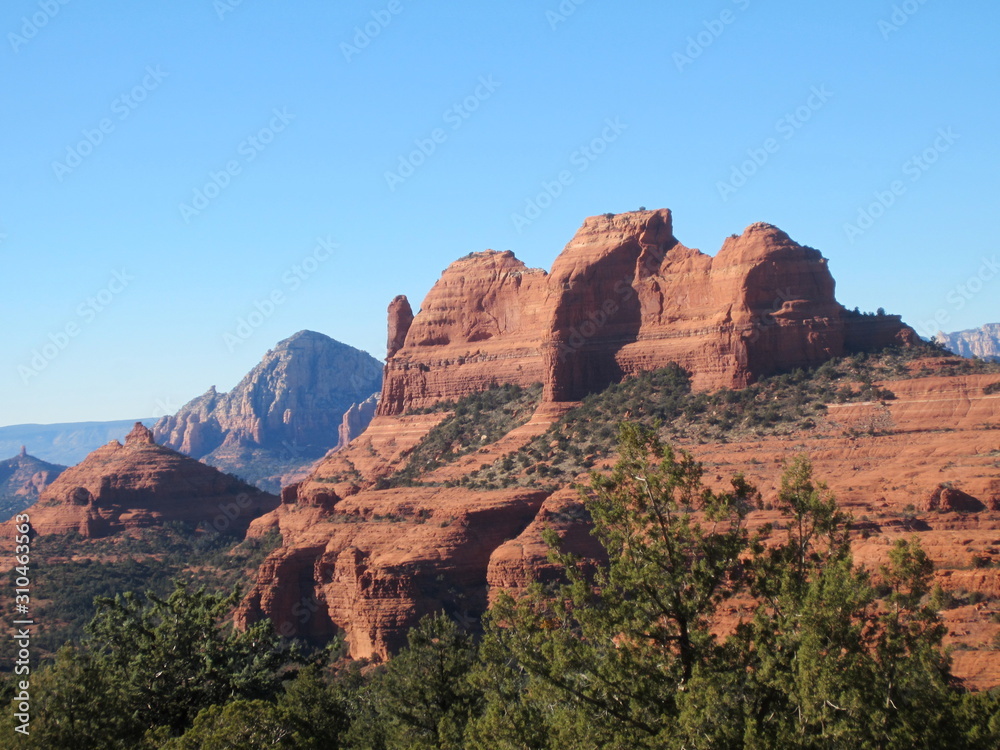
[382,383,543,487]
[6,429,1000,749]
[0,525,281,662]
[458,344,1000,490]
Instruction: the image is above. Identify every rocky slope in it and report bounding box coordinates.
[378,210,913,415]
[154,330,382,490]
[0,447,66,521]
[10,423,277,538]
[236,210,935,662]
[938,323,1000,361]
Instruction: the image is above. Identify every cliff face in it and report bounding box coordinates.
[153,330,383,490]
[225,209,1000,687]
[938,323,1000,361]
[0,447,66,521]
[335,393,380,452]
[236,486,549,657]
[377,251,549,415]
[379,210,914,413]
[12,423,277,538]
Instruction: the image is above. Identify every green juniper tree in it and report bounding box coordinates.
[479,422,757,747]
[347,612,482,750]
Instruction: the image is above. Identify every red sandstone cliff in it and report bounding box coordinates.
[379,210,913,414]
[237,209,929,668]
[377,251,550,415]
[9,423,278,538]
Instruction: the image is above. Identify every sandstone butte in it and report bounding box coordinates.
[134,208,1000,688]
[3,423,278,538]
[234,209,1000,680]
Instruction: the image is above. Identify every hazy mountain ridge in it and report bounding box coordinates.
[0,418,157,466]
[0,447,67,521]
[938,323,1000,361]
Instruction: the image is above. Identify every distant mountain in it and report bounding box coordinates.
[335,393,380,452]
[937,323,1000,361]
[154,330,382,492]
[0,418,157,466]
[0,447,67,521]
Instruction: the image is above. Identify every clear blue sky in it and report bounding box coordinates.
[2,0,998,427]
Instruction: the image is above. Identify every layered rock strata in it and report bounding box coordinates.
[11,423,277,538]
[379,210,914,414]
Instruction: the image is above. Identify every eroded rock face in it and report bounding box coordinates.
[8,423,277,538]
[379,210,914,413]
[335,393,380,452]
[938,323,1000,361]
[386,295,414,359]
[926,485,986,513]
[154,330,383,459]
[236,487,549,658]
[377,251,550,415]
[238,209,933,669]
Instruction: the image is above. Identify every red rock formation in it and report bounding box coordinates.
[989,481,1000,512]
[386,295,414,359]
[236,486,549,657]
[925,485,986,513]
[379,210,914,413]
[377,251,550,415]
[7,423,277,538]
[244,209,990,679]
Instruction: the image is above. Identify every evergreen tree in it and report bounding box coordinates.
[481,422,757,746]
[347,612,481,749]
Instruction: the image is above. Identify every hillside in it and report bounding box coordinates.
[233,210,1000,680]
[10,423,277,538]
[0,447,66,521]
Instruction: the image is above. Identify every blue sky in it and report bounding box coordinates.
[1,0,998,427]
